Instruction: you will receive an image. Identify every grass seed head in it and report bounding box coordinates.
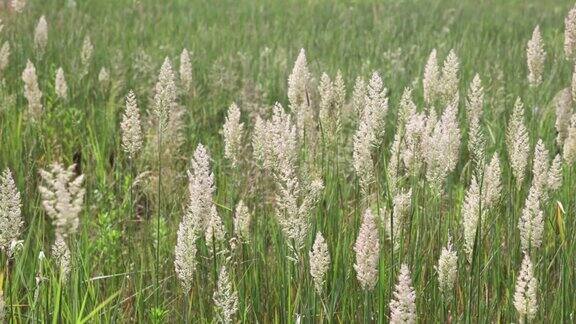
[213,266,239,324]
[354,209,380,291]
[179,48,193,93]
[423,49,439,105]
[120,90,143,159]
[309,231,330,294]
[222,102,244,167]
[38,163,85,238]
[22,60,43,121]
[527,25,545,87]
[34,16,48,57]
[565,5,576,59]
[390,264,417,324]
[436,236,458,300]
[513,254,538,322]
[55,67,68,100]
[0,169,23,254]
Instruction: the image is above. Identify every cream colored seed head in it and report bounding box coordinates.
[390,264,417,324]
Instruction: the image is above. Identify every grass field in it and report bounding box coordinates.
[0,0,575,322]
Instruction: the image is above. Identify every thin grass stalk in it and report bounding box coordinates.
[183,290,189,323]
[58,273,63,323]
[129,158,134,222]
[286,245,293,323]
[5,256,12,322]
[155,121,161,312]
[363,290,369,323]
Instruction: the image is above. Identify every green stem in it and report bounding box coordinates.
[155,122,162,311]
[363,290,369,323]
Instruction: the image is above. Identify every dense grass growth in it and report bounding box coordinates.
[0,0,575,322]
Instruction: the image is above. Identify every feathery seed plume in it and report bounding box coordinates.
[439,49,459,103]
[354,209,380,291]
[174,145,212,290]
[555,88,572,146]
[309,231,330,294]
[387,131,402,192]
[572,66,576,102]
[513,254,538,322]
[252,117,267,166]
[51,234,71,283]
[327,70,345,140]
[233,200,251,241]
[462,176,481,262]
[423,49,439,104]
[547,154,562,191]
[222,102,244,167]
[482,153,502,209]
[179,48,193,93]
[120,90,143,159]
[0,41,10,73]
[507,98,530,188]
[352,72,388,195]
[365,71,388,140]
[467,112,486,170]
[383,189,412,250]
[563,113,576,164]
[205,204,225,245]
[80,36,93,69]
[389,264,417,324]
[11,0,26,13]
[352,118,375,196]
[174,213,197,292]
[402,115,426,170]
[288,48,310,111]
[531,139,550,201]
[388,90,416,185]
[352,76,367,116]
[518,184,544,252]
[527,25,545,87]
[424,97,461,191]
[399,87,417,126]
[153,57,177,130]
[55,67,68,100]
[213,266,239,324]
[252,103,298,173]
[38,163,85,237]
[275,174,323,252]
[466,74,484,123]
[287,49,312,139]
[0,169,23,254]
[436,236,457,300]
[186,143,215,233]
[318,71,344,139]
[570,64,576,101]
[98,67,109,85]
[34,16,48,57]
[402,112,427,174]
[22,60,43,120]
[565,5,576,59]
[318,72,334,133]
[333,71,346,114]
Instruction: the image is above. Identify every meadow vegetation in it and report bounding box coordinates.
[0,0,575,322]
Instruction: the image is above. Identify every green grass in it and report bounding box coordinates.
[0,0,575,322]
